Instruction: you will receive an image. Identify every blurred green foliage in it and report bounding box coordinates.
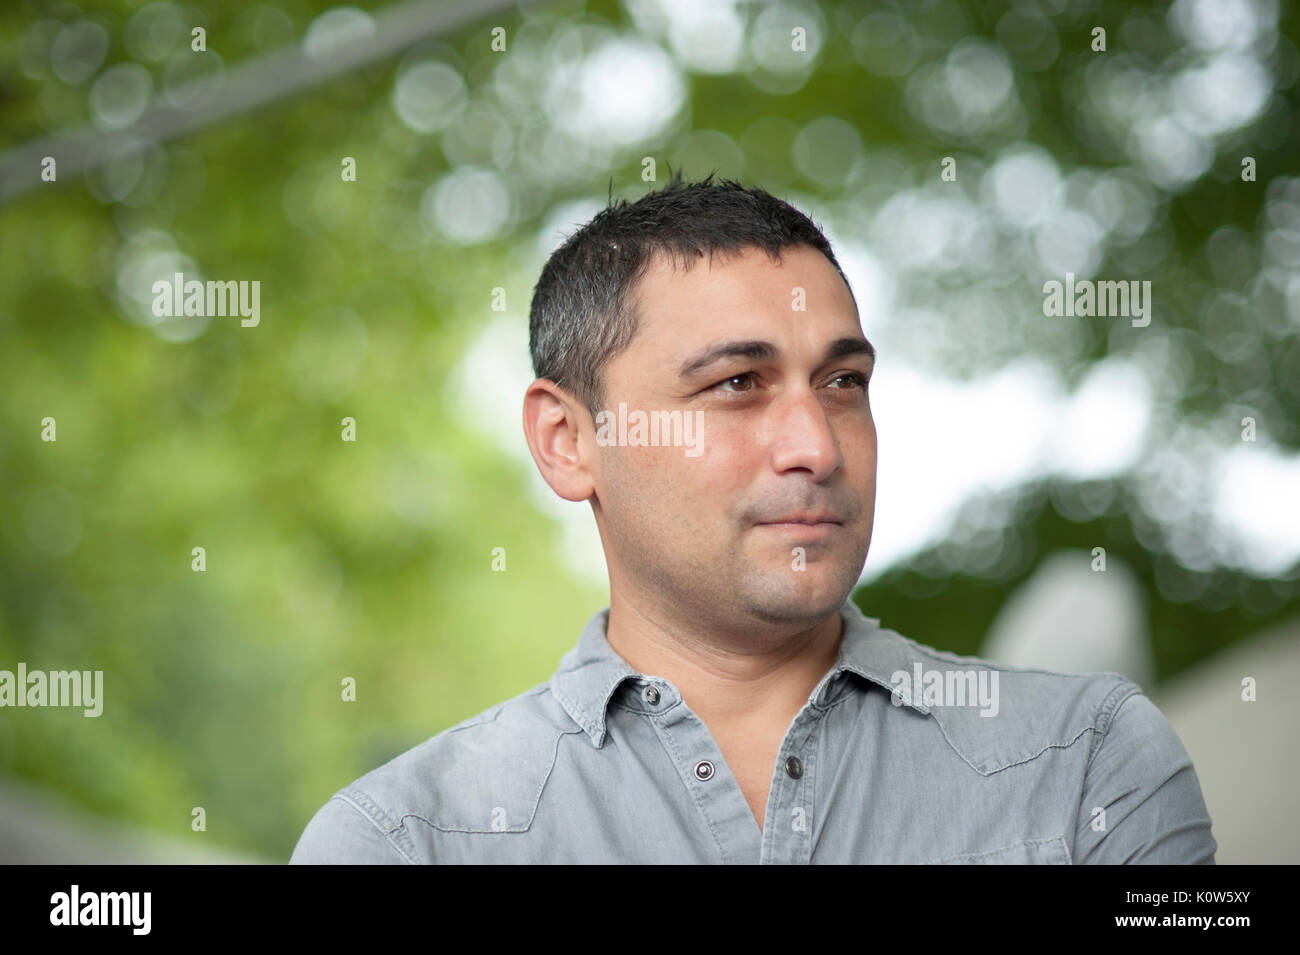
[1,0,1297,859]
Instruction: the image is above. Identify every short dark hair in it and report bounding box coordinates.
[528,169,858,415]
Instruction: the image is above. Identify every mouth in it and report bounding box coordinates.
[757,513,841,526]
[755,516,842,539]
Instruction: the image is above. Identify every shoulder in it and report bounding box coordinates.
[290,681,584,863]
[873,625,1144,775]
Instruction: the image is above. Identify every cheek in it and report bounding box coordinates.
[622,443,744,524]
[845,417,878,466]
[601,452,729,562]
[683,427,754,492]
[602,448,700,514]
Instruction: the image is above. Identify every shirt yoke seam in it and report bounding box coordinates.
[332,789,419,864]
[382,727,579,835]
[927,673,1133,775]
[440,684,554,737]
[930,714,1101,775]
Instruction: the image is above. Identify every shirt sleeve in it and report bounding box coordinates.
[289,794,412,864]
[1073,688,1217,864]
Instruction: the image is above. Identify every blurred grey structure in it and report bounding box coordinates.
[1152,613,1300,865]
[0,777,269,863]
[981,549,1299,863]
[981,548,1156,688]
[0,0,521,202]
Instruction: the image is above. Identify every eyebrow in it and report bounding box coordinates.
[678,337,876,379]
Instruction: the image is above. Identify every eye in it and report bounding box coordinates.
[712,372,757,393]
[828,372,869,390]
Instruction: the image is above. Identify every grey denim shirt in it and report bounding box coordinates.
[290,599,1216,864]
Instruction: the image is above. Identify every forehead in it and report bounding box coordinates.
[629,243,861,346]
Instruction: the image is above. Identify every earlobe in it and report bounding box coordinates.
[522,380,596,503]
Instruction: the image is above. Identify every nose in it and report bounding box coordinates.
[766,388,842,482]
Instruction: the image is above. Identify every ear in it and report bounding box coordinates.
[522,379,597,503]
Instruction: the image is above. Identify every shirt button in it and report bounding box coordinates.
[643,686,660,705]
[786,756,803,779]
[694,760,715,781]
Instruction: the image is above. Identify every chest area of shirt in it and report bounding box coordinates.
[708,727,793,828]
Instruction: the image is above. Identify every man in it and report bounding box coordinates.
[291,172,1216,864]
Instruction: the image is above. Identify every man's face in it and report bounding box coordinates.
[588,242,877,632]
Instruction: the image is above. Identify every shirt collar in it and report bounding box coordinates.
[550,598,931,748]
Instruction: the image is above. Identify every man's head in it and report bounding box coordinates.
[524,171,877,636]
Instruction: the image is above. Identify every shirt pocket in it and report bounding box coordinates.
[921,834,1071,864]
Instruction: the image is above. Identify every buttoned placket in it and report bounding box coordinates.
[758,708,823,865]
[633,670,844,864]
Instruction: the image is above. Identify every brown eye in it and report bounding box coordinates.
[829,373,869,390]
[716,373,756,392]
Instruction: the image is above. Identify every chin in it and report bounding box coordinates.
[744,569,855,623]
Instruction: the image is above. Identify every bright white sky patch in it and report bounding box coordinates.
[863,357,1060,579]
[445,314,534,468]
[1213,445,1300,577]
[543,33,685,149]
[1049,358,1151,480]
[663,0,746,74]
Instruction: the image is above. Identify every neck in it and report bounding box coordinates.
[604,591,844,730]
